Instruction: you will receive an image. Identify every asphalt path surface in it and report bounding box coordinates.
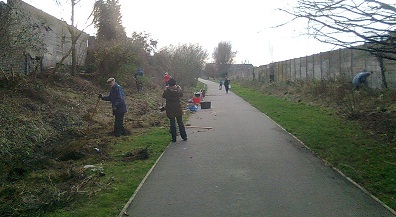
[122,79,394,217]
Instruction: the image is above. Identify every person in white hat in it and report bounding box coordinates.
[98,78,127,137]
[164,72,171,86]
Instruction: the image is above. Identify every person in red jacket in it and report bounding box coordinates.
[192,92,201,105]
[164,72,171,86]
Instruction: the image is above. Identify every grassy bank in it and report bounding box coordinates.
[0,73,178,216]
[231,83,395,211]
[46,127,170,217]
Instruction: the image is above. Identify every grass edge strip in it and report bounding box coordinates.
[250,99,396,216]
[118,141,173,217]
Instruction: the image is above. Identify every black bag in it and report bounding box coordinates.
[160,99,166,112]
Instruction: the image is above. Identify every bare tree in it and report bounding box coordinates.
[51,0,85,76]
[153,44,208,87]
[278,0,396,61]
[212,41,237,77]
[203,63,218,78]
[70,0,78,76]
[279,0,396,88]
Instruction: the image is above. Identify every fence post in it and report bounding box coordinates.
[294,58,296,81]
[299,57,302,80]
[339,48,342,80]
[319,52,323,80]
[305,55,308,80]
[280,61,283,81]
[312,55,315,80]
[328,51,331,80]
[350,49,354,78]
[290,59,292,82]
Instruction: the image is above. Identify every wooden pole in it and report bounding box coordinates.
[185,126,213,129]
[1,67,9,81]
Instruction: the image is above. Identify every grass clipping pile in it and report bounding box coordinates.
[0,73,167,216]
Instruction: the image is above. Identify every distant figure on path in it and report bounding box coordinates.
[162,78,187,142]
[224,78,230,94]
[219,79,223,90]
[352,71,373,89]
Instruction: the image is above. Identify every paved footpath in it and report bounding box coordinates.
[122,79,395,217]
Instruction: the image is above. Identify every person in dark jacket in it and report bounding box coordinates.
[99,78,127,137]
[224,77,230,94]
[162,78,187,142]
[352,71,373,89]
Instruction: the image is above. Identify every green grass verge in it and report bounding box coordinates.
[231,83,396,211]
[194,80,207,93]
[45,127,170,217]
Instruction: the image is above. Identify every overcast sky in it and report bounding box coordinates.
[5,0,337,66]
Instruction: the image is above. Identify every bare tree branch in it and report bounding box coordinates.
[278,0,396,60]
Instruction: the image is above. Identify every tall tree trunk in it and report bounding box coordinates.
[71,0,77,76]
[378,56,388,89]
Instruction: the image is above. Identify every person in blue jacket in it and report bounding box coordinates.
[99,78,127,137]
[352,71,373,89]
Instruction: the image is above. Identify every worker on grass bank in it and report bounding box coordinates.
[99,78,127,137]
[134,68,144,92]
[162,78,187,142]
[352,71,373,89]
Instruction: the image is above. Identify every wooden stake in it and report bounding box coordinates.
[185,126,212,129]
[1,67,9,81]
[90,97,101,120]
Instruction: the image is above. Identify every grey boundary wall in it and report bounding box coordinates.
[0,0,90,74]
[254,48,396,89]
